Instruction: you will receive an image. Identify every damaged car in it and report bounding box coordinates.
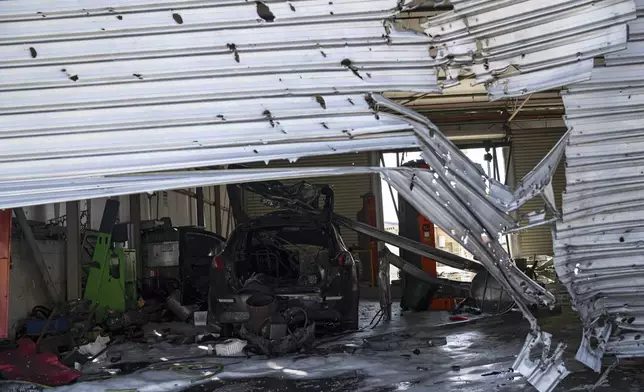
[209,211,359,333]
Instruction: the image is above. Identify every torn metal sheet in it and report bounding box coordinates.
[0,127,418,184]
[371,96,567,392]
[509,133,570,213]
[373,96,558,311]
[575,322,613,372]
[0,167,387,209]
[487,60,596,99]
[556,0,644,378]
[421,0,635,98]
[513,332,570,392]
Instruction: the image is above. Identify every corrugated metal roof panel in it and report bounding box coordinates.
[0,69,438,114]
[0,0,400,40]
[0,129,417,182]
[0,167,383,209]
[0,20,422,66]
[0,0,434,197]
[0,0,263,20]
[421,0,636,98]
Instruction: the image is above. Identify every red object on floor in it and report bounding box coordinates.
[0,209,10,339]
[0,338,80,386]
[449,315,469,322]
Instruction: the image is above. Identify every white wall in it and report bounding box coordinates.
[21,186,230,236]
[9,239,65,338]
[205,186,234,237]
[144,190,194,227]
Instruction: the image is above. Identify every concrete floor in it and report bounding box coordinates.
[63,299,644,392]
[185,301,644,392]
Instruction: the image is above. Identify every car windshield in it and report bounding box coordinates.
[238,225,336,287]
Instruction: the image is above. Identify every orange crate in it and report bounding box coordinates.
[429,297,464,311]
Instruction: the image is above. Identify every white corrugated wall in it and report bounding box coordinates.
[512,128,567,256]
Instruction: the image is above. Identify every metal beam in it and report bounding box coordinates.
[333,214,484,272]
[379,247,470,292]
[214,186,222,235]
[171,188,218,206]
[0,209,11,338]
[66,201,81,301]
[14,207,60,303]
[506,94,533,124]
[196,187,205,227]
[226,184,249,225]
[129,194,142,279]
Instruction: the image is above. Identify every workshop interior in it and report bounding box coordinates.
[0,1,643,391]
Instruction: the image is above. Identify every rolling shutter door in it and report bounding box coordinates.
[243,153,373,247]
[512,128,567,256]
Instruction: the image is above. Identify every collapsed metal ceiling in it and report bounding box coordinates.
[0,1,641,391]
[421,0,635,98]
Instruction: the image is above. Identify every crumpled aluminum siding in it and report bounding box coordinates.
[421,0,636,99]
[556,0,644,374]
[0,0,435,184]
[373,96,561,310]
[0,94,420,181]
[0,2,634,390]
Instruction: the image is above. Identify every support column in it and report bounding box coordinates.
[0,210,11,338]
[129,194,142,279]
[369,152,385,241]
[196,187,205,227]
[214,186,222,235]
[66,201,81,301]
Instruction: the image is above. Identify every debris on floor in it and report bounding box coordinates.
[362,330,447,351]
[3,299,639,392]
[214,339,247,356]
[0,338,80,386]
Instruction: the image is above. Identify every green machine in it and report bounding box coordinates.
[83,199,138,320]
